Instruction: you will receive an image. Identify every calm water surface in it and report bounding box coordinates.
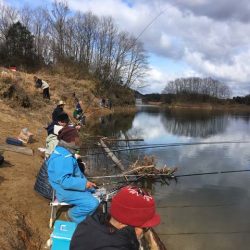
[89,106,250,250]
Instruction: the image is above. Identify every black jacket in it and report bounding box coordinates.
[52,106,64,122]
[70,213,139,250]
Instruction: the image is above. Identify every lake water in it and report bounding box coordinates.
[88,106,250,250]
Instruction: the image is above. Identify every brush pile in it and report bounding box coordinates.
[124,165,177,177]
[122,156,177,182]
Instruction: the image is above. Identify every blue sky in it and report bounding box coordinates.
[4,0,250,96]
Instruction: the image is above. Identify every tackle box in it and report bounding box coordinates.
[51,220,77,250]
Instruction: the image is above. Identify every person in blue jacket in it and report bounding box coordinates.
[47,125,99,223]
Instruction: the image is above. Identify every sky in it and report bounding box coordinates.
[4,0,250,96]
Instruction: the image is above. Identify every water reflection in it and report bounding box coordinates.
[161,110,229,138]
[85,112,135,138]
[86,107,250,250]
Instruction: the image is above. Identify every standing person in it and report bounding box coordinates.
[101,98,106,107]
[107,98,112,109]
[73,100,85,126]
[34,76,50,99]
[70,185,161,250]
[47,125,99,224]
[52,100,66,123]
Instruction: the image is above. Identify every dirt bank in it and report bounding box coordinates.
[0,69,112,249]
[0,101,51,249]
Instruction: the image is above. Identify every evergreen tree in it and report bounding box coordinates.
[0,21,40,69]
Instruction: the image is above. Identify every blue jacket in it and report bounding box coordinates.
[47,145,87,201]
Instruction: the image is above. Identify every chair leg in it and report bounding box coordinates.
[49,190,56,228]
[49,205,54,228]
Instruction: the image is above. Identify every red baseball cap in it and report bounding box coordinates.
[110,185,160,228]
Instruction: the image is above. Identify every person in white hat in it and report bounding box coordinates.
[52,100,66,122]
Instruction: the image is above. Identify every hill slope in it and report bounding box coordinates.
[0,68,113,249]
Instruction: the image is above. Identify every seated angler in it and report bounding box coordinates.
[52,100,66,123]
[47,125,99,224]
[70,185,161,250]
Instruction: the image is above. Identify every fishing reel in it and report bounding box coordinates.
[94,186,122,217]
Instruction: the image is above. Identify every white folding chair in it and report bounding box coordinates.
[49,190,71,228]
[49,187,108,228]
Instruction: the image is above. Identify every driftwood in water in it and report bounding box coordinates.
[99,139,125,171]
[122,165,155,175]
[123,164,177,178]
[143,228,167,250]
[0,144,33,156]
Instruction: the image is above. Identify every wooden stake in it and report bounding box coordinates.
[99,139,125,171]
[0,144,33,156]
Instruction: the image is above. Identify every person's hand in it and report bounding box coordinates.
[74,153,81,159]
[86,181,96,189]
[75,125,81,130]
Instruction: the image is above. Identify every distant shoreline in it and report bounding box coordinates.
[144,102,250,112]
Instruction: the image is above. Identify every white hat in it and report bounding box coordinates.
[53,125,63,135]
[58,100,66,105]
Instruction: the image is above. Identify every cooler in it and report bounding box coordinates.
[51,220,77,250]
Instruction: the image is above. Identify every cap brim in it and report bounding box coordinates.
[141,213,161,228]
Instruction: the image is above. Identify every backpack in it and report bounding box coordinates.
[34,160,53,200]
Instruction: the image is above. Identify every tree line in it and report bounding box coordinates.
[232,95,250,105]
[163,77,231,99]
[0,1,148,89]
[141,77,233,104]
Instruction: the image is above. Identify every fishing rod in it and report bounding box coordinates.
[88,168,250,180]
[79,140,250,158]
[176,168,250,178]
[79,140,250,149]
[158,230,250,236]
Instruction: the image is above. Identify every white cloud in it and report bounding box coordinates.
[64,0,250,95]
[184,48,250,87]
[141,64,200,94]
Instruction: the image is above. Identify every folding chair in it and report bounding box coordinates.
[49,187,108,228]
[49,190,71,228]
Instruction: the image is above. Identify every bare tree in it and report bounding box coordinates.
[47,0,69,58]
[0,1,149,89]
[163,77,231,99]
[0,3,18,42]
[19,5,33,31]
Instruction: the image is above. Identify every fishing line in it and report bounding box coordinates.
[81,140,250,149]
[157,203,237,208]
[88,169,250,180]
[158,231,250,236]
[106,7,167,85]
[176,169,250,178]
[79,140,250,157]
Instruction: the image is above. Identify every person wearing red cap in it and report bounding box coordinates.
[70,185,161,250]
